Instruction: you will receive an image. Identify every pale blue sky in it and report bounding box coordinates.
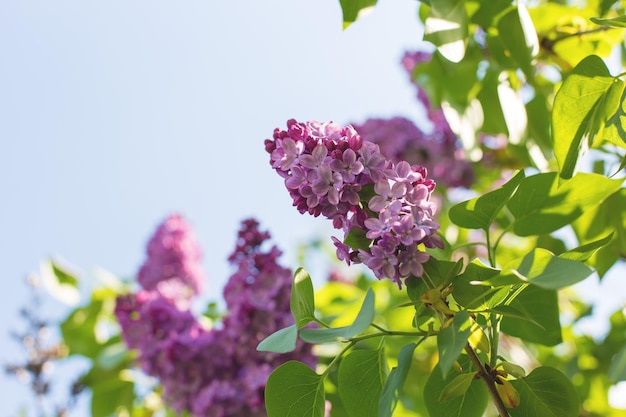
[0,1,429,414]
[2,1,625,415]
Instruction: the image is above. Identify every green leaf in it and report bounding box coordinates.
[437,310,472,376]
[344,226,372,250]
[506,172,623,236]
[590,15,626,28]
[439,371,476,402]
[449,170,524,230]
[497,4,539,81]
[291,268,316,328]
[501,286,562,346]
[424,356,489,417]
[602,80,626,148]
[60,300,105,357]
[609,344,626,382]
[500,361,526,379]
[338,345,388,417]
[509,367,580,417]
[378,342,417,417]
[572,188,626,278]
[339,0,377,29]
[40,259,80,306]
[552,55,619,179]
[486,305,545,329]
[453,260,504,309]
[423,0,468,63]
[257,324,298,353]
[266,361,326,417]
[81,364,135,417]
[299,288,374,343]
[560,233,614,262]
[499,248,593,290]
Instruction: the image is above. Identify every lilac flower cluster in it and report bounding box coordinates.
[265,120,442,287]
[352,117,474,188]
[115,216,314,417]
[137,214,205,304]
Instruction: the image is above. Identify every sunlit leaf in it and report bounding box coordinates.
[299,288,374,343]
[506,172,623,236]
[424,0,468,63]
[498,248,593,290]
[439,372,476,402]
[291,268,316,328]
[339,0,377,29]
[552,55,620,179]
[449,170,524,230]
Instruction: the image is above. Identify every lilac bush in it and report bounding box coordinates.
[265,119,442,287]
[115,216,315,417]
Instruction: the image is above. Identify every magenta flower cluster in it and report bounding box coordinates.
[352,116,474,189]
[265,120,442,287]
[137,214,205,304]
[115,216,314,417]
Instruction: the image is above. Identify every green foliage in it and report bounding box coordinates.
[423,357,489,417]
[378,343,417,417]
[266,361,326,417]
[437,311,471,376]
[339,0,377,29]
[291,268,317,328]
[338,345,388,417]
[509,367,580,417]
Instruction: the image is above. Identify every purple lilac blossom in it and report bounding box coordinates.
[137,214,206,302]
[265,119,443,288]
[115,217,315,417]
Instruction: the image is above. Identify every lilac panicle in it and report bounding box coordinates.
[265,119,443,288]
[137,214,206,301]
[352,117,474,189]
[115,218,314,417]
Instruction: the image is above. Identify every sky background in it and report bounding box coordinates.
[1,0,625,415]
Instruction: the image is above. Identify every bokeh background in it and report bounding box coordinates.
[2,0,624,415]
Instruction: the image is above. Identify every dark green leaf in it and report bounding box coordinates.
[378,343,417,417]
[501,286,562,346]
[486,305,544,329]
[449,170,525,230]
[453,260,503,309]
[291,268,316,328]
[497,4,539,81]
[608,344,626,382]
[437,311,471,376]
[424,356,489,417]
[590,15,626,28]
[257,324,298,353]
[338,346,388,417]
[344,226,372,250]
[266,361,325,417]
[552,55,619,179]
[423,0,468,63]
[339,0,377,29]
[509,367,580,417]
